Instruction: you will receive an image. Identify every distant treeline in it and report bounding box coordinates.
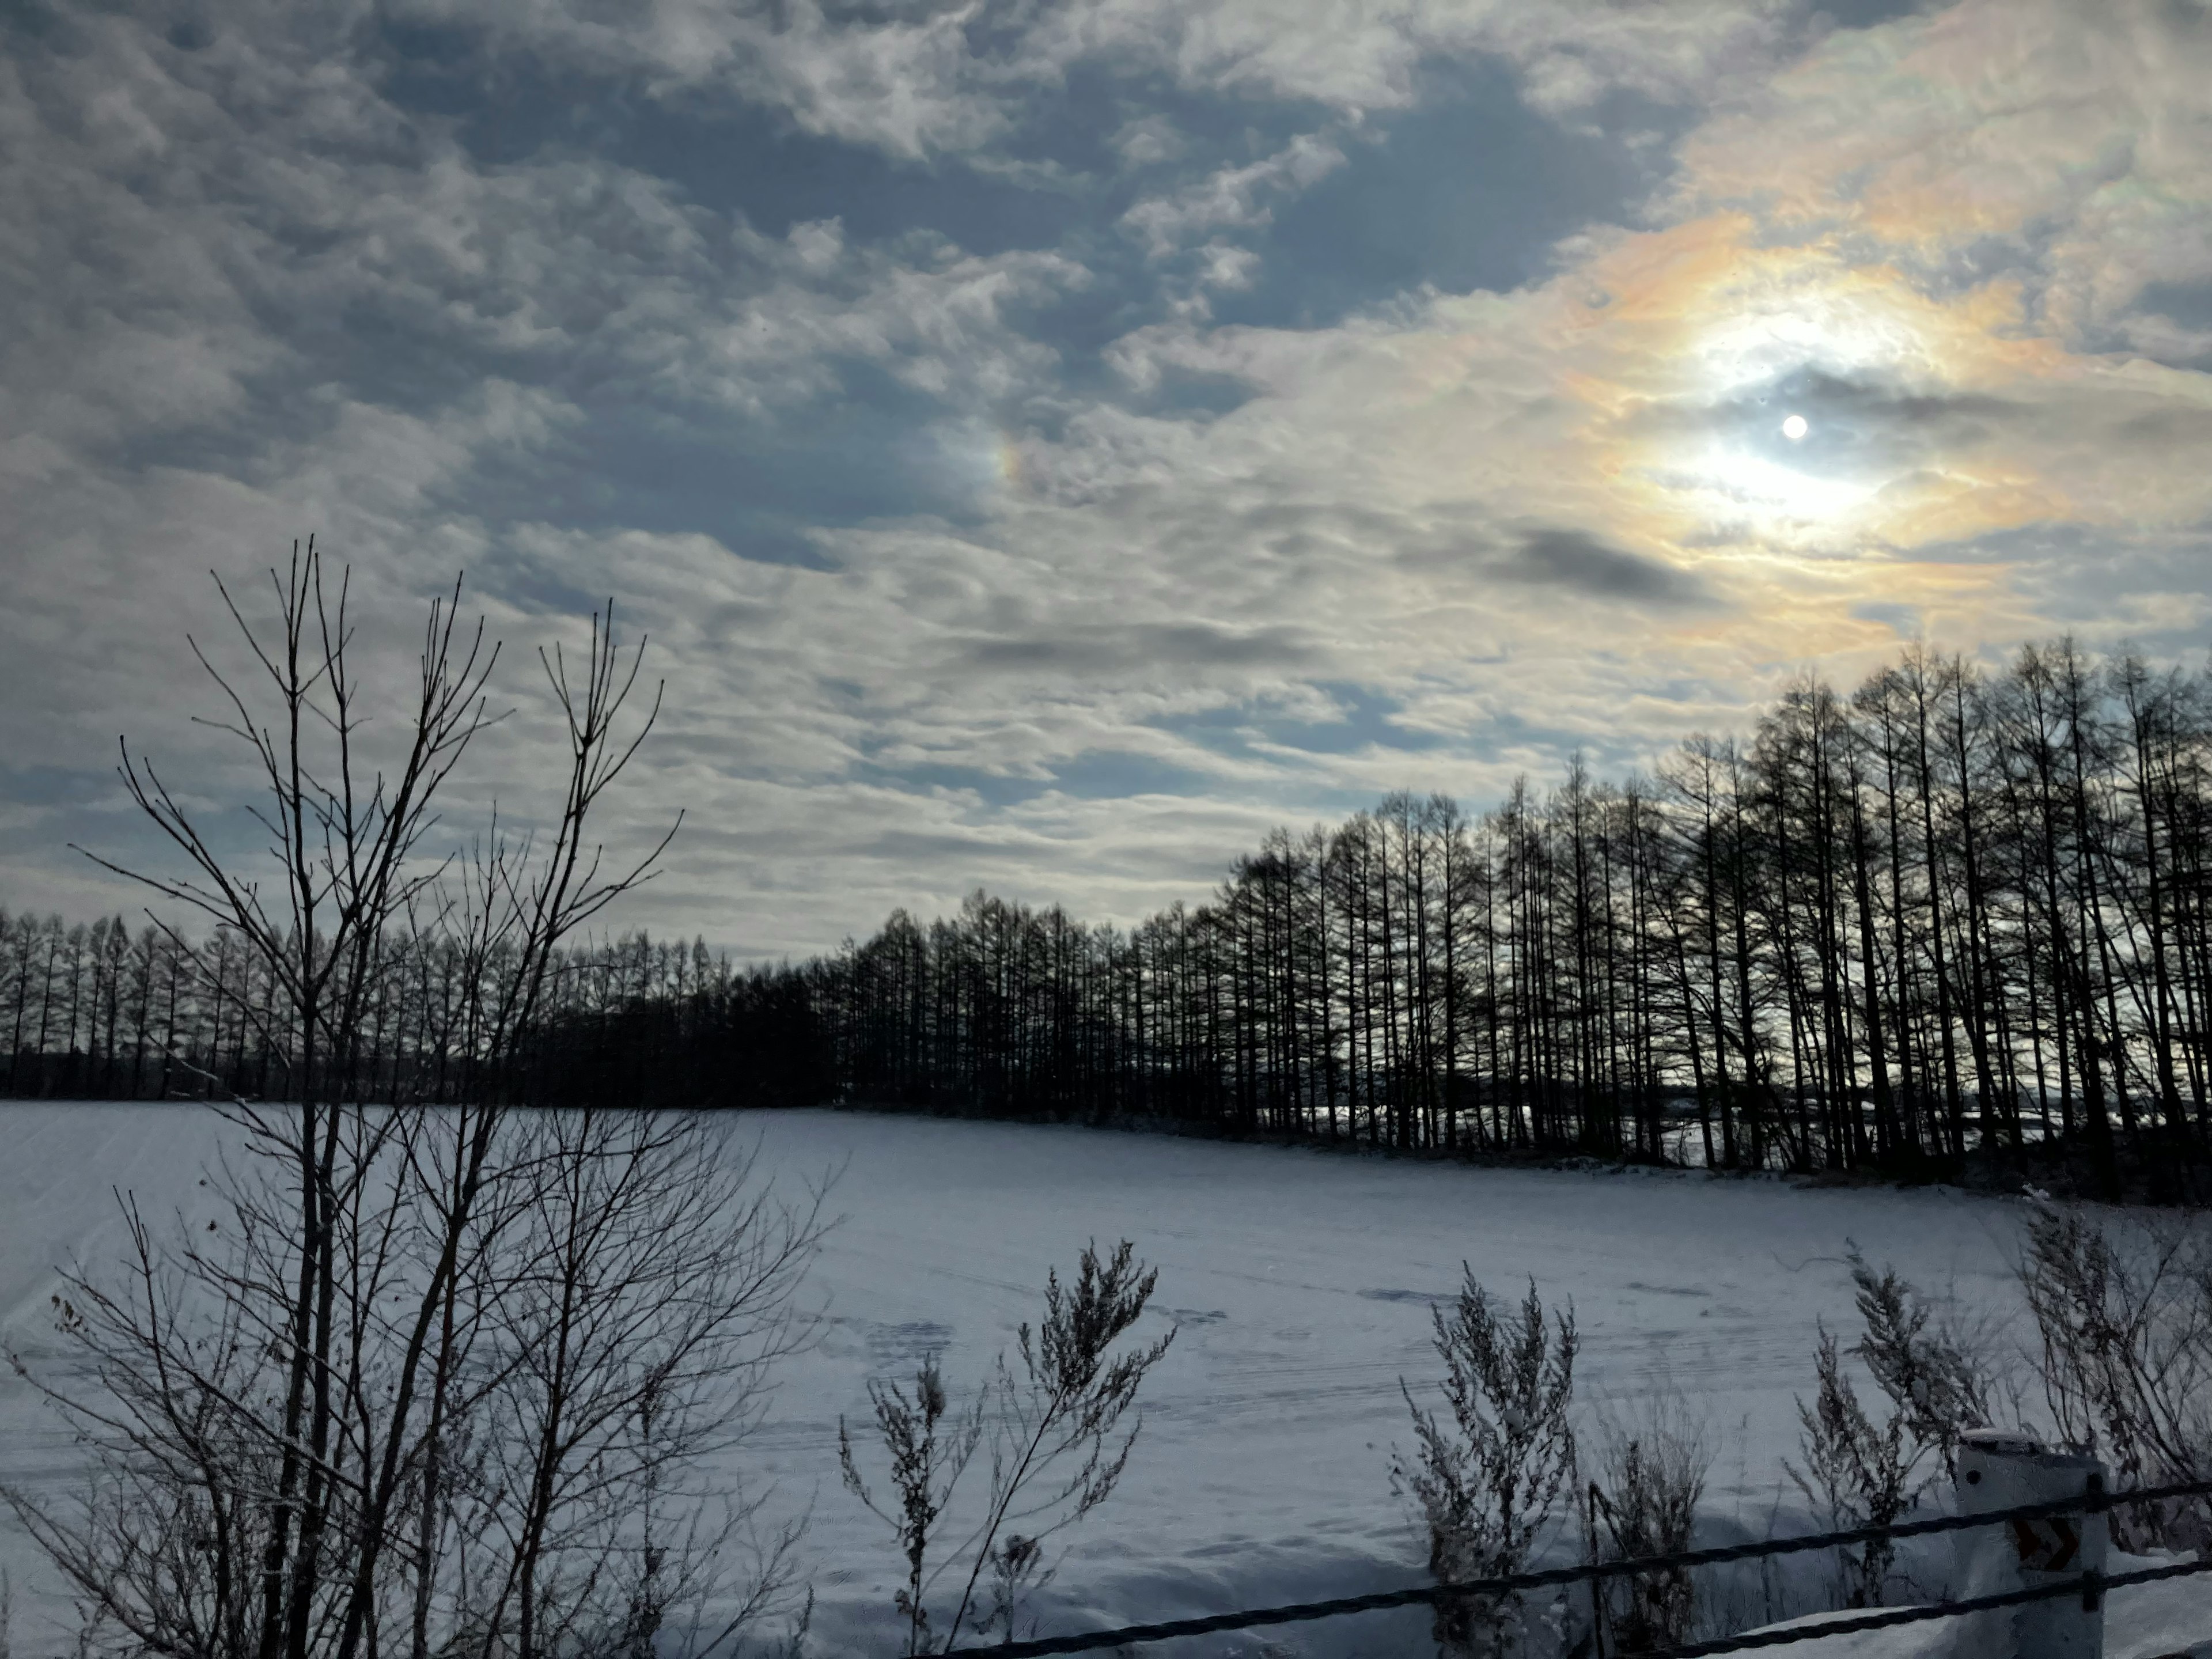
[9,639,2212,1199]
[0,915,830,1112]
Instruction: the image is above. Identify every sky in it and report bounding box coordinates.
[5,0,2212,959]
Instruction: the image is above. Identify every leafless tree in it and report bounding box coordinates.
[4,541,820,1659]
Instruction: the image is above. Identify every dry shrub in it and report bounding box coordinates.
[1788,1252,2006,1608]
[1392,1272,1578,1659]
[1585,1392,1709,1652]
[2019,1207,2212,1551]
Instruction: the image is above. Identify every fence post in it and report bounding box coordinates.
[1954,1429,2108,1659]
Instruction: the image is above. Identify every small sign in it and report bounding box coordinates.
[2010,1516,2082,1573]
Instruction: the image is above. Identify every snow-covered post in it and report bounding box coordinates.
[1953,1429,2108,1659]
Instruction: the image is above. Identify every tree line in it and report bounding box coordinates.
[0,912,826,1111]
[10,638,2212,1198]
[808,641,2212,1197]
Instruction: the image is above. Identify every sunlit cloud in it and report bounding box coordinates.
[2,0,2209,953]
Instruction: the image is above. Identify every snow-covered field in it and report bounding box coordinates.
[1,1105,2202,1657]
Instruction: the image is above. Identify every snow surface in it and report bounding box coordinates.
[1,1105,2202,1657]
[1737,1556,2209,1659]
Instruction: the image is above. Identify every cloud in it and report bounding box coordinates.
[397,0,1018,159]
[961,620,1322,672]
[7,0,2212,963]
[1499,529,1711,606]
[1120,132,1347,261]
[1674,0,2212,361]
[391,0,1844,169]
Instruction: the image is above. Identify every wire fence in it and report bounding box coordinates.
[940,1476,2212,1659]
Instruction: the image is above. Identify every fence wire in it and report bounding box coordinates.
[939,1476,2212,1659]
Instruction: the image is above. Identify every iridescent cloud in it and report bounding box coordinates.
[1,0,2206,953]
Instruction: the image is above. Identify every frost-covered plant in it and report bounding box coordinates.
[951,1242,1175,1647]
[1392,1271,1578,1659]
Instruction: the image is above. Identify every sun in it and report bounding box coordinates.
[1781,413,1809,441]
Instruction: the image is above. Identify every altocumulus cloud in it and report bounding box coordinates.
[4,0,2212,956]
[1499,529,1711,608]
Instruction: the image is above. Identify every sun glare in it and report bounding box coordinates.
[1688,440,1872,526]
[1646,270,1944,547]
